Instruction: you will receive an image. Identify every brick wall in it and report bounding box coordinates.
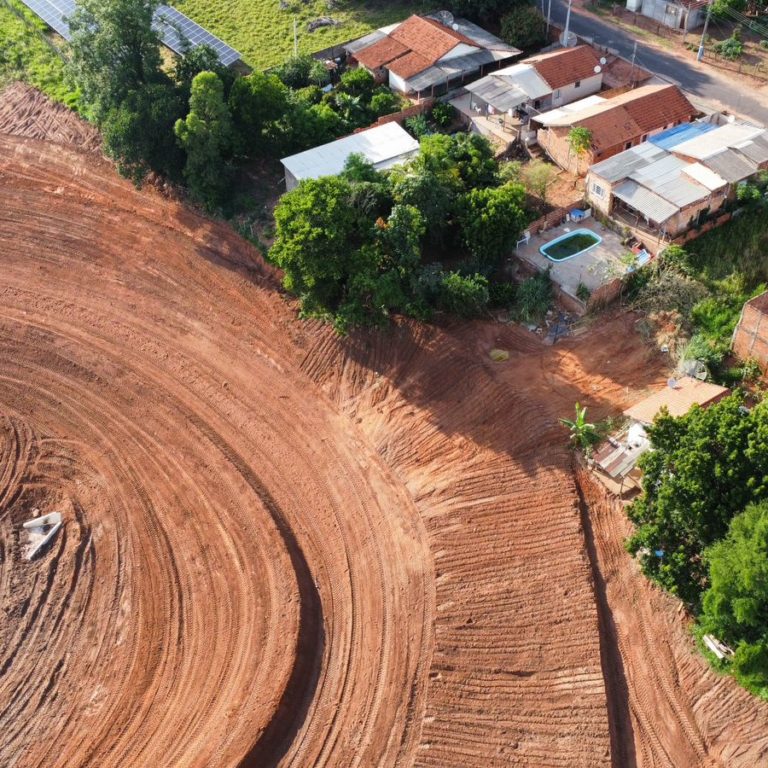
[733,299,768,368]
[527,207,569,236]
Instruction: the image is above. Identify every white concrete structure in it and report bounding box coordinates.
[280,123,420,191]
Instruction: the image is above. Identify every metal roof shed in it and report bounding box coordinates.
[612,179,678,223]
[281,123,420,191]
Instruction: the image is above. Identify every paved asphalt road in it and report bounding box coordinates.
[544,0,768,125]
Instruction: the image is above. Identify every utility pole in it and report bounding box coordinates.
[562,0,574,46]
[697,0,712,62]
[629,40,637,86]
[546,0,553,36]
[293,17,298,57]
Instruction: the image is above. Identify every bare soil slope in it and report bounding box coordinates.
[2,85,767,768]
[0,130,433,768]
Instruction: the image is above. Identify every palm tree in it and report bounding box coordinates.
[559,403,599,453]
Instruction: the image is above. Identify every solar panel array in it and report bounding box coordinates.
[18,0,242,67]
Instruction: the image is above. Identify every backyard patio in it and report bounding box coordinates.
[513,219,635,310]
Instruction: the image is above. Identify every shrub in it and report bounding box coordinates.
[489,280,517,308]
[405,113,429,138]
[276,55,314,88]
[430,101,456,128]
[760,40,768,50]
[369,89,398,117]
[514,270,552,322]
[436,272,490,317]
[714,36,744,60]
[576,282,591,302]
[338,66,375,98]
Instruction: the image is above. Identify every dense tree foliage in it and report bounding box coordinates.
[68,0,164,122]
[500,5,548,51]
[700,502,768,695]
[459,183,528,268]
[627,394,768,605]
[175,72,234,209]
[270,133,533,330]
[101,83,185,182]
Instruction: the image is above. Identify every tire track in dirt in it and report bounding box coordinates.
[0,128,433,768]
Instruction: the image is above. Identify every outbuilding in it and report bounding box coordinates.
[280,122,420,191]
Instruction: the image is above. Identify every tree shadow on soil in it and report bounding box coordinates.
[577,477,638,768]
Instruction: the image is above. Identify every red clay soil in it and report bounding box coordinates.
[1,85,767,767]
[0,83,101,152]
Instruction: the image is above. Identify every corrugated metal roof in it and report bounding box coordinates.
[734,133,768,165]
[588,142,666,182]
[649,121,717,150]
[630,155,709,207]
[533,95,607,126]
[495,63,551,99]
[672,122,764,159]
[434,16,519,54]
[682,162,727,191]
[702,148,757,182]
[344,30,386,54]
[465,76,528,112]
[404,49,495,92]
[281,123,419,182]
[613,179,679,222]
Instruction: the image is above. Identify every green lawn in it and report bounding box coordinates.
[171,0,431,69]
[0,0,79,107]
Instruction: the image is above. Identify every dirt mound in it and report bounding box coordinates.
[0,83,101,151]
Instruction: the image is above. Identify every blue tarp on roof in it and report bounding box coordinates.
[649,122,718,151]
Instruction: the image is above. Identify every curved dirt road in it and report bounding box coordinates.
[0,130,434,768]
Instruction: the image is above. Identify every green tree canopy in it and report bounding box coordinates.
[500,6,548,51]
[628,394,768,605]
[700,501,768,696]
[270,176,367,317]
[174,71,234,209]
[229,71,290,155]
[701,501,768,645]
[67,0,164,121]
[102,82,185,182]
[459,182,527,267]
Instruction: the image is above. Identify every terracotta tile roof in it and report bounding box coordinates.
[624,376,729,424]
[527,45,601,90]
[387,51,433,80]
[573,106,644,151]
[354,36,409,70]
[390,14,477,67]
[608,84,698,133]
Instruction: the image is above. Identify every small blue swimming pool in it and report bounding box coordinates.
[540,228,602,262]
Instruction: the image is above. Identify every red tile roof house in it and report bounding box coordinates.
[532,84,698,175]
[524,46,604,112]
[345,14,520,98]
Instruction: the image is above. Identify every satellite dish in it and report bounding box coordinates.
[667,377,678,389]
[452,22,460,30]
[600,56,607,65]
[594,65,602,74]
[437,9,454,26]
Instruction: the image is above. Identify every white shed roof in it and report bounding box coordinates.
[533,95,607,126]
[281,123,419,183]
[672,123,765,159]
[682,162,727,191]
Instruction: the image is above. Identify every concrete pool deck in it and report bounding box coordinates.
[514,220,631,304]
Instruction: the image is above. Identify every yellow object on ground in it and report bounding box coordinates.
[489,349,509,362]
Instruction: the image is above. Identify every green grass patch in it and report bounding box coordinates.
[171,0,431,69]
[0,0,79,108]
